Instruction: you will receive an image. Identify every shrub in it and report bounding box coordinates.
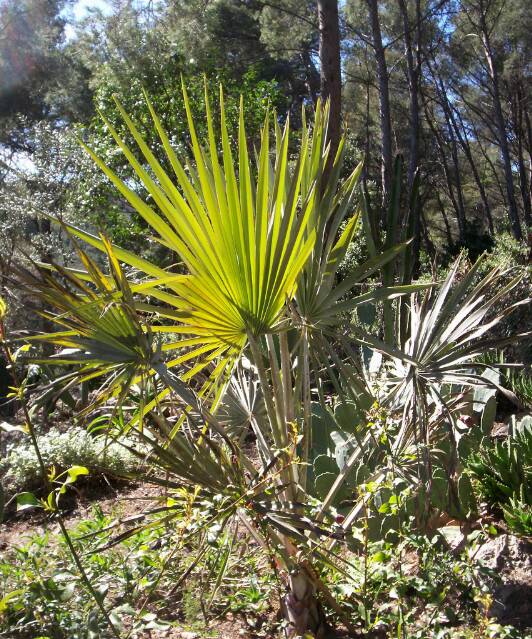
[0,427,138,498]
[502,497,532,536]
[466,427,532,516]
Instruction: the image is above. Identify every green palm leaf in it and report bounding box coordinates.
[62,84,326,371]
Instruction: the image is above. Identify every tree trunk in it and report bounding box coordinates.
[282,567,326,638]
[469,116,508,209]
[362,45,372,198]
[366,0,393,206]
[451,102,494,234]
[397,0,421,191]
[317,0,341,164]
[437,192,454,246]
[397,0,422,274]
[442,103,469,242]
[479,11,523,240]
[302,49,321,106]
[419,195,436,258]
[435,52,494,233]
[523,99,532,211]
[421,88,467,243]
[514,83,532,227]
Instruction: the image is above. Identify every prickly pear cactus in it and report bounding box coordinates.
[424,372,502,520]
[308,401,370,506]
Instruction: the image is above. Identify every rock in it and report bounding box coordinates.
[488,581,532,627]
[491,421,509,438]
[475,534,532,629]
[475,534,531,573]
[246,615,259,628]
[180,632,198,639]
[439,525,466,552]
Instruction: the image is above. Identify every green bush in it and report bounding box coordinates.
[0,508,173,638]
[504,368,532,409]
[466,427,532,518]
[502,497,532,536]
[0,504,276,639]
[0,427,139,497]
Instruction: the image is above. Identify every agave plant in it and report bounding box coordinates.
[15,84,528,637]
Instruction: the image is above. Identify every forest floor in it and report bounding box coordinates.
[1,411,531,638]
[1,477,531,638]
[0,481,281,639]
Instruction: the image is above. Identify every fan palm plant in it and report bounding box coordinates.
[15,84,528,638]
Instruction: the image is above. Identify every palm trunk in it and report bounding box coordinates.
[283,567,326,638]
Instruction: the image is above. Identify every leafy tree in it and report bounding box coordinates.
[259,0,321,108]
[0,0,285,298]
[0,0,92,151]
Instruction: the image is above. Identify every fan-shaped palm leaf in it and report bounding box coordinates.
[60,84,328,385]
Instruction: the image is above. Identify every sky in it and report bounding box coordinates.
[64,0,111,40]
[73,0,111,19]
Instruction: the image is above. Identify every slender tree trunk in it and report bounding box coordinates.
[447,121,468,242]
[437,53,493,232]
[366,0,393,205]
[451,102,494,234]
[469,116,508,209]
[479,12,523,240]
[421,88,467,242]
[397,0,420,191]
[362,46,372,197]
[397,0,422,274]
[317,0,341,163]
[514,83,532,227]
[435,94,469,241]
[523,100,532,206]
[302,49,321,106]
[419,196,436,258]
[437,192,454,246]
